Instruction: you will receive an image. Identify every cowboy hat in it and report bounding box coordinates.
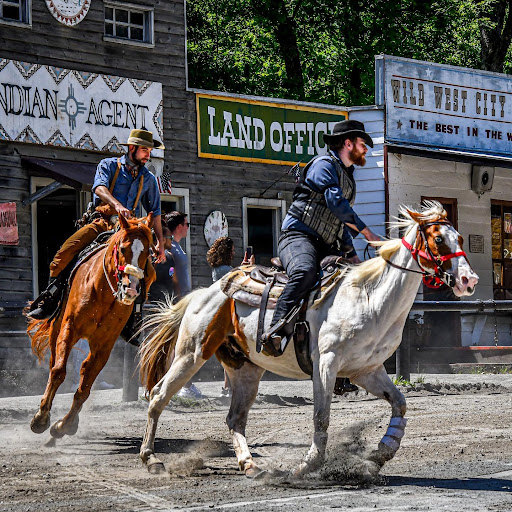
[323,119,373,148]
[123,129,165,149]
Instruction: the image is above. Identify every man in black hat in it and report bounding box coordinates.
[261,119,380,383]
[27,129,167,321]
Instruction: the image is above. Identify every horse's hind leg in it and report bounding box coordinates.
[31,319,75,434]
[140,348,209,473]
[294,352,337,477]
[352,365,407,467]
[50,338,116,438]
[224,361,265,478]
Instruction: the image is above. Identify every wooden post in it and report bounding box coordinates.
[396,320,411,382]
[122,341,139,402]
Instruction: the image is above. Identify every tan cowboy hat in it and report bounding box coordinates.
[323,119,373,148]
[124,129,165,149]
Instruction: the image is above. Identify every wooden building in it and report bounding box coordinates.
[0,1,384,394]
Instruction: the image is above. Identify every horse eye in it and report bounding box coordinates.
[434,236,443,244]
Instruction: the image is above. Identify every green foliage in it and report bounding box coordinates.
[187,0,512,105]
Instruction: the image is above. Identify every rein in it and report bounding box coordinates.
[103,236,146,299]
[384,220,467,289]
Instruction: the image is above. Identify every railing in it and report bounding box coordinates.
[396,300,512,380]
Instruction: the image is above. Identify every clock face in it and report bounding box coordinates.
[204,211,228,247]
[45,0,91,26]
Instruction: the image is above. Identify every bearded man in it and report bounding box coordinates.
[261,120,380,387]
[28,129,166,320]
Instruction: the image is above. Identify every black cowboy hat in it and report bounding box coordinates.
[323,119,373,148]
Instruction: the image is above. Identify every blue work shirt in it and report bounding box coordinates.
[92,155,161,218]
[282,150,366,249]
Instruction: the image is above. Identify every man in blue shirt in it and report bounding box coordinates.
[261,120,380,362]
[28,129,166,320]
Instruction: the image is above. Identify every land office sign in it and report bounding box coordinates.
[376,55,512,157]
[0,59,163,156]
[196,93,348,165]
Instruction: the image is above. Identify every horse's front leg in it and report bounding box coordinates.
[50,339,116,439]
[31,320,74,434]
[352,365,407,467]
[223,360,265,478]
[294,352,337,477]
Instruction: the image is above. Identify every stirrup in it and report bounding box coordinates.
[260,333,287,357]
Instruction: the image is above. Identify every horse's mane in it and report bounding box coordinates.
[346,201,447,288]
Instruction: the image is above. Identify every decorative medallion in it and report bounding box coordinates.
[203,211,228,247]
[45,0,91,27]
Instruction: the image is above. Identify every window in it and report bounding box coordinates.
[104,2,153,45]
[491,201,512,300]
[0,0,30,24]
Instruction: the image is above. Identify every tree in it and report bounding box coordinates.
[186,0,512,106]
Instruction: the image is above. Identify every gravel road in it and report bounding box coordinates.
[1,374,512,512]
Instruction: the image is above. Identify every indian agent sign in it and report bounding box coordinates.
[375,55,512,158]
[196,93,348,165]
[0,59,163,157]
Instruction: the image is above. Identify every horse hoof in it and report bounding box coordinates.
[30,413,50,434]
[66,417,80,436]
[245,466,266,479]
[50,421,66,439]
[147,455,166,475]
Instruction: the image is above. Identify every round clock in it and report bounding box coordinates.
[204,211,228,247]
[45,0,91,27]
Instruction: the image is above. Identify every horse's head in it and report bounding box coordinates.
[109,213,154,305]
[406,203,479,297]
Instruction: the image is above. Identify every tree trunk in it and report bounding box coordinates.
[252,0,305,100]
[479,0,512,73]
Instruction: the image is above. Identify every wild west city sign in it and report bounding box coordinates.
[196,93,348,165]
[376,55,512,158]
[0,59,163,156]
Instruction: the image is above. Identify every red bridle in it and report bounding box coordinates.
[402,221,467,289]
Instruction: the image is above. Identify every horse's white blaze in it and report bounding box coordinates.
[441,225,479,296]
[122,238,144,301]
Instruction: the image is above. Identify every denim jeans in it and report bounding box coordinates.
[270,230,331,329]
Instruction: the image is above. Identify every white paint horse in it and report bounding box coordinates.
[138,202,479,477]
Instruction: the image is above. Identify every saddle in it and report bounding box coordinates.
[220,256,351,374]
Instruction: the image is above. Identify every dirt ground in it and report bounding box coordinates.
[1,374,512,512]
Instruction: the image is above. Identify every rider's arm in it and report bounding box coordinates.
[94,185,131,218]
[305,158,367,233]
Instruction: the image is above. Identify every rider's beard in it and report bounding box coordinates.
[349,146,366,166]
[130,148,147,167]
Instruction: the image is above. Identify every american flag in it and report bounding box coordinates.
[287,161,302,183]
[157,171,172,195]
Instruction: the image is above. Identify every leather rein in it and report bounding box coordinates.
[103,236,145,299]
[384,220,467,289]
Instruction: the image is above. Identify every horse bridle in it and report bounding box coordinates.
[386,220,467,289]
[103,241,145,299]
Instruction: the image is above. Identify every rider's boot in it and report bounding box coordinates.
[260,332,287,357]
[27,275,65,320]
[333,377,359,395]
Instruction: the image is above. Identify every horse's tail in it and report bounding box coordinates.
[25,317,53,363]
[139,289,203,394]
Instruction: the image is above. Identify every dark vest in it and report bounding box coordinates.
[287,155,356,245]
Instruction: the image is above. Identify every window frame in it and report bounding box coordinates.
[0,0,31,28]
[103,1,154,48]
[490,199,512,300]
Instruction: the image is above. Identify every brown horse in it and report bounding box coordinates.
[27,213,156,439]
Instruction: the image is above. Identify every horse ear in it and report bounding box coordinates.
[406,208,423,224]
[145,212,154,229]
[119,214,130,230]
